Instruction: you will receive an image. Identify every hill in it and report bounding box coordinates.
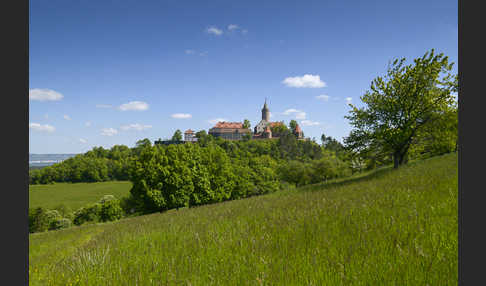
[29,153,457,285]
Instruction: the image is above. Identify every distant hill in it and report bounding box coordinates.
[29,153,78,167]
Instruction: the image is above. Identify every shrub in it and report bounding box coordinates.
[119,195,139,215]
[49,218,72,230]
[52,204,74,220]
[73,203,101,226]
[29,207,50,233]
[99,199,124,222]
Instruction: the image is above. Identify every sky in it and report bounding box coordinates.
[29,0,458,154]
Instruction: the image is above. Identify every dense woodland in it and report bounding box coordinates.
[29,49,458,233]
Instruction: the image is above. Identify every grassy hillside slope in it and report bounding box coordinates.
[29,153,457,285]
[29,181,132,210]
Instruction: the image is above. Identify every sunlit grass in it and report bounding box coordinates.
[29,153,457,285]
[29,181,132,210]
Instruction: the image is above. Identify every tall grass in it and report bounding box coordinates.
[29,153,457,285]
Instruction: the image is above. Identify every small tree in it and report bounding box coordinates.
[243,119,251,129]
[344,49,457,168]
[172,129,183,141]
[289,120,298,133]
[99,199,124,222]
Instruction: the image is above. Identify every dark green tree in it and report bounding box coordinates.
[344,49,458,168]
[172,129,183,141]
[289,120,298,133]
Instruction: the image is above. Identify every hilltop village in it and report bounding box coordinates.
[157,101,305,145]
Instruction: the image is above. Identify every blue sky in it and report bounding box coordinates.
[29,0,457,154]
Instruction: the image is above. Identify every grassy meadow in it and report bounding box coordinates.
[29,153,457,285]
[29,181,132,210]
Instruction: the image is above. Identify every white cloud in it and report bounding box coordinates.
[242,29,248,35]
[282,74,326,88]
[345,97,352,104]
[29,122,55,133]
[206,26,223,36]
[300,120,320,126]
[171,113,192,119]
[283,109,306,120]
[29,89,64,101]
[208,118,227,124]
[296,112,306,119]
[228,24,239,31]
[79,138,87,143]
[101,128,118,136]
[199,51,208,56]
[120,123,153,131]
[283,108,299,115]
[85,121,92,127]
[96,104,113,108]
[316,94,330,101]
[185,49,195,55]
[118,101,149,111]
[63,114,71,120]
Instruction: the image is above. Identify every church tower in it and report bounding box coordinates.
[261,99,270,121]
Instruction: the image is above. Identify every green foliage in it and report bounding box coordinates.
[344,49,458,168]
[29,207,50,233]
[73,203,102,226]
[171,129,183,141]
[278,151,350,187]
[99,199,124,222]
[270,121,289,137]
[49,218,72,230]
[30,154,458,285]
[29,207,73,232]
[243,119,251,129]
[289,119,298,133]
[52,204,74,220]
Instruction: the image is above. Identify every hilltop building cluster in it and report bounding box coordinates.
[206,100,303,141]
[156,100,304,145]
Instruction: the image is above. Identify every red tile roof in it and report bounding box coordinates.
[213,122,244,129]
[269,122,283,127]
[184,129,194,134]
[264,126,272,132]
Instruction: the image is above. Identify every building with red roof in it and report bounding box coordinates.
[208,121,251,140]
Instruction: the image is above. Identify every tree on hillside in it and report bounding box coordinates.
[172,129,183,141]
[289,120,298,133]
[270,121,289,137]
[344,49,458,168]
[243,119,251,129]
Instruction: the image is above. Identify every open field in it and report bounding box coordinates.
[29,153,457,285]
[29,181,132,210]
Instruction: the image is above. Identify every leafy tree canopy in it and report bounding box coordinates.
[172,129,183,141]
[344,49,458,168]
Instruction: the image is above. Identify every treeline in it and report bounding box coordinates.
[29,145,133,184]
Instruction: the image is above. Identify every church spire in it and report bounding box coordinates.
[262,98,270,121]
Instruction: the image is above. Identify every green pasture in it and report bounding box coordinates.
[29,153,457,285]
[29,181,132,210]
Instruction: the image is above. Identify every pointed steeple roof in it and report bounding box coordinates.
[263,98,268,110]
